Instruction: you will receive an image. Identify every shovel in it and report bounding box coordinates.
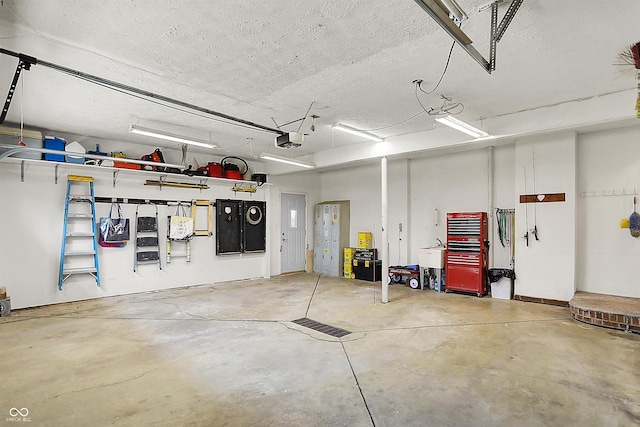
[630,196,640,237]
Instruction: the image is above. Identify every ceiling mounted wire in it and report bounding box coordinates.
[270,101,316,135]
[297,101,314,133]
[418,41,456,95]
[359,110,426,132]
[358,39,458,134]
[414,84,464,116]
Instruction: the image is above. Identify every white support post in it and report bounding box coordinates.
[487,146,494,267]
[381,156,389,303]
[263,185,271,279]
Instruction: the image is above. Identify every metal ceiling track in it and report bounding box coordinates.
[413,0,524,73]
[0,48,283,135]
[0,53,33,124]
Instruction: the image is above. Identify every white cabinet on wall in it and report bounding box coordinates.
[313,201,350,276]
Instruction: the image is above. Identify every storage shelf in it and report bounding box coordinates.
[0,156,270,188]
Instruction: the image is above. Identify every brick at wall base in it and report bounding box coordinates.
[514,294,570,307]
[569,305,640,334]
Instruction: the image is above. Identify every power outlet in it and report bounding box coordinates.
[399,223,403,232]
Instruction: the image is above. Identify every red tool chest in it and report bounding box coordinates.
[445,212,489,297]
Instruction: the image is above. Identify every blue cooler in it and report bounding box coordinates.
[43,136,66,162]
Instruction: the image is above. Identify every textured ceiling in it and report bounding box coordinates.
[0,1,638,169]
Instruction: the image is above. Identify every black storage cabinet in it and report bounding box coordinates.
[353,249,381,281]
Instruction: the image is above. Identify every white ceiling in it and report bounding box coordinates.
[0,1,639,171]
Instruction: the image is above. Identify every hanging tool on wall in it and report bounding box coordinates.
[522,166,529,246]
[531,147,540,241]
[496,209,514,247]
[496,208,516,267]
[616,41,640,117]
[630,196,640,237]
[510,208,515,267]
[496,208,507,247]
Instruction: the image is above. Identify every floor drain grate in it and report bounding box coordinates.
[292,318,351,338]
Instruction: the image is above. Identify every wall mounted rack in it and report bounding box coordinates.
[579,188,638,198]
[232,183,258,193]
[144,178,209,190]
[94,197,193,206]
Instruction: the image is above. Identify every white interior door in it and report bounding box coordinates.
[281,193,306,273]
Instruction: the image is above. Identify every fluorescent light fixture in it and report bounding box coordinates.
[129,125,217,149]
[435,115,490,138]
[259,153,315,169]
[332,124,384,142]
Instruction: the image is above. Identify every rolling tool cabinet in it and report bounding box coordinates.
[445,212,489,297]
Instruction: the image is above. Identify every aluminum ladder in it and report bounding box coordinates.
[134,203,162,271]
[58,175,100,290]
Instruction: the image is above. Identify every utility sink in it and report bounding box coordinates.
[418,247,446,269]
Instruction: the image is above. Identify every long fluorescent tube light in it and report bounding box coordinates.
[435,115,490,138]
[332,124,384,142]
[129,125,217,149]
[259,153,315,169]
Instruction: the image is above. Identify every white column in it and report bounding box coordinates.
[263,185,271,278]
[381,156,389,303]
[487,146,494,268]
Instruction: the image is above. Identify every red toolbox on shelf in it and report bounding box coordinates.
[445,212,489,297]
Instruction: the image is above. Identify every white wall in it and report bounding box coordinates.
[5,123,640,310]
[318,160,410,265]
[267,171,321,275]
[407,147,518,267]
[576,125,640,298]
[491,145,517,268]
[316,148,516,270]
[0,158,270,309]
[514,133,577,302]
[394,159,409,266]
[320,162,382,248]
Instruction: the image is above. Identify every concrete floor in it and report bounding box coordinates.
[1,273,638,426]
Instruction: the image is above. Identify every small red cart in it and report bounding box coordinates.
[388,265,421,289]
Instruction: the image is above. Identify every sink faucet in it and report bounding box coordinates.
[436,238,444,247]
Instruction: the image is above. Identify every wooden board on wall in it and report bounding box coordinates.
[519,193,566,203]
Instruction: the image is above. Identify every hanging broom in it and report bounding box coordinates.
[635,42,640,118]
[617,42,640,117]
[630,196,640,238]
